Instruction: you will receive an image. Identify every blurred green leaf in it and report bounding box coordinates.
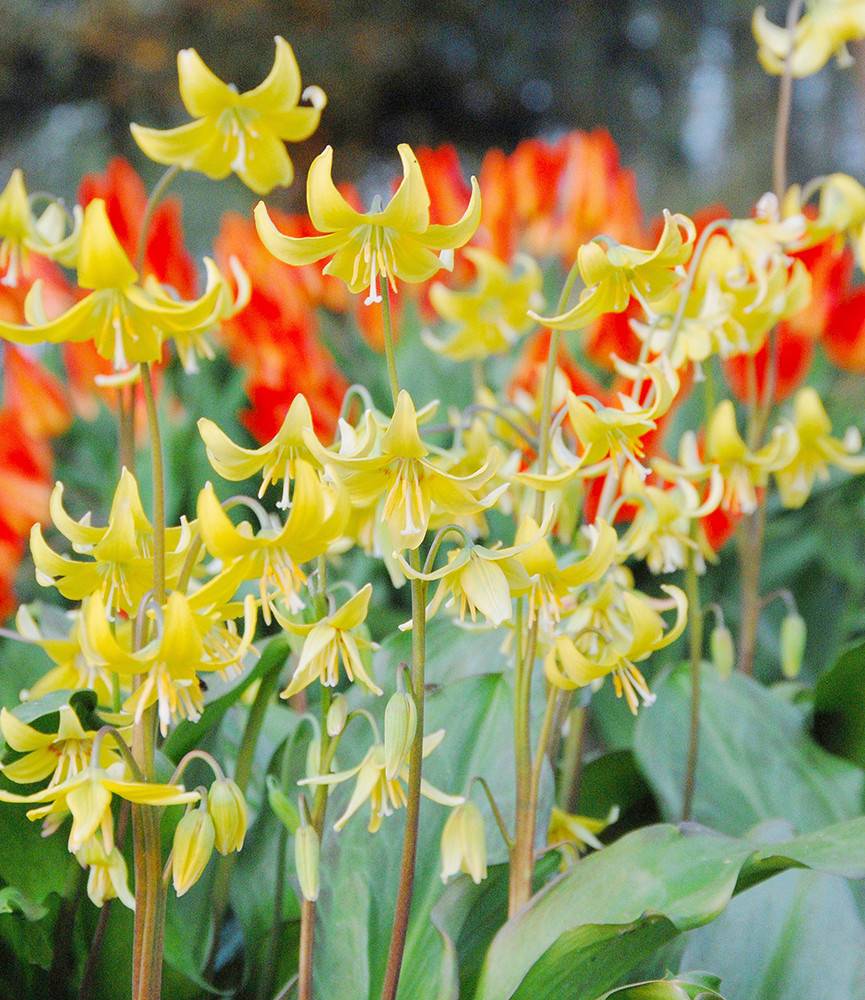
[813,639,865,768]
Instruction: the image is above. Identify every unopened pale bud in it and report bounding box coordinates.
[172,807,215,897]
[327,694,348,737]
[266,776,300,833]
[780,612,806,679]
[208,778,247,855]
[295,824,320,902]
[710,625,735,679]
[440,801,486,885]
[384,691,417,781]
[305,735,321,779]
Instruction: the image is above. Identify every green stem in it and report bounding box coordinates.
[135,165,180,274]
[682,541,703,821]
[141,363,165,602]
[380,547,427,1000]
[381,286,400,407]
[118,385,136,474]
[558,703,588,812]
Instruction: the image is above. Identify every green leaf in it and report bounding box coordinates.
[814,639,865,767]
[595,972,724,999]
[473,816,865,1000]
[633,665,864,835]
[162,636,290,763]
[0,886,48,921]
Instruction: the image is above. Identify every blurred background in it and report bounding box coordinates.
[3,0,863,256]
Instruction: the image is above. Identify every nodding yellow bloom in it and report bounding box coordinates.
[440,801,487,884]
[254,144,481,304]
[172,804,216,897]
[0,761,198,853]
[76,835,136,909]
[424,249,543,361]
[278,583,381,698]
[803,173,865,263]
[618,467,723,575]
[519,360,679,490]
[0,169,81,285]
[544,584,688,714]
[9,605,113,704]
[0,199,230,370]
[30,469,194,618]
[513,517,618,628]
[82,588,255,736]
[131,36,326,195]
[208,778,248,854]
[774,387,865,508]
[547,804,619,859]
[0,705,120,787]
[530,210,696,330]
[753,2,865,78]
[307,390,502,551]
[196,462,348,622]
[198,393,324,509]
[300,729,462,833]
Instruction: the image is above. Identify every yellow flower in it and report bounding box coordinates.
[440,801,487,884]
[307,390,502,551]
[530,211,696,330]
[513,516,618,628]
[254,144,481,304]
[0,169,81,285]
[172,804,216,896]
[131,37,326,194]
[0,199,229,370]
[519,359,679,490]
[753,2,865,78]
[208,778,248,855]
[774,387,865,508]
[0,705,120,787]
[424,249,543,360]
[544,584,687,714]
[804,173,865,264]
[196,462,348,622]
[198,393,324,509]
[278,583,381,698]
[76,835,136,909]
[547,804,619,856]
[30,469,194,617]
[300,729,463,833]
[0,761,198,852]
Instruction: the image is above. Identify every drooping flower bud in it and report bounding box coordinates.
[710,624,735,679]
[780,612,806,678]
[207,778,247,855]
[383,690,417,781]
[326,694,349,737]
[305,735,321,779]
[172,805,215,897]
[440,801,487,885]
[295,823,320,902]
[266,776,300,833]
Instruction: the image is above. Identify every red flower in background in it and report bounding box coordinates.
[724,325,814,405]
[824,287,865,371]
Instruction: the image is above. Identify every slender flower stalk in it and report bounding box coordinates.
[681,531,703,821]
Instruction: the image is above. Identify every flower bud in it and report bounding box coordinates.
[710,624,735,679]
[440,801,486,885]
[266,776,300,832]
[326,694,348,737]
[207,778,247,855]
[780,612,806,679]
[383,690,417,781]
[172,806,215,897]
[305,735,321,779]
[295,823,320,902]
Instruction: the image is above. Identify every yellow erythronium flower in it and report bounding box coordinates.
[513,516,618,628]
[198,393,324,509]
[307,390,502,551]
[196,461,348,621]
[131,37,326,194]
[774,387,865,508]
[0,760,199,852]
[530,210,696,330]
[30,469,193,617]
[0,199,230,369]
[172,804,216,896]
[0,169,81,285]
[440,801,487,884]
[547,804,619,858]
[753,2,865,78]
[0,705,120,787]
[278,583,381,698]
[424,249,543,360]
[300,729,463,833]
[254,144,481,304]
[76,834,136,909]
[520,359,679,490]
[544,584,688,713]
[801,173,865,264]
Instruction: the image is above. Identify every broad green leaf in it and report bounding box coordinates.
[814,639,865,767]
[633,665,863,835]
[595,972,724,999]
